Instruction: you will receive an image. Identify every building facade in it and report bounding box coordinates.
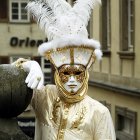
[88,0,140,140]
[0,0,54,85]
[0,0,54,138]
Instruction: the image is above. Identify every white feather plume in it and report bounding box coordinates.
[26,0,101,41]
[42,0,72,15]
[38,35,101,55]
[26,0,102,61]
[26,0,72,41]
[72,0,101,26]
[26,1,56,33]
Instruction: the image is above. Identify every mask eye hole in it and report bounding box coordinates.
[63,71,69,75]
[75,71,82,75]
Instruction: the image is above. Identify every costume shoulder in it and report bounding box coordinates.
[85,96,116,139]
[85,95,109,114]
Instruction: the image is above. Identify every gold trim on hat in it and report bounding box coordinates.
[70,48,74,65]
[44,45,95,68]
[86,51,96,68]
[44,45,95,56]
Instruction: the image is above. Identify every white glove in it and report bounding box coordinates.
[12,58,44,90]
[22,61,44,90]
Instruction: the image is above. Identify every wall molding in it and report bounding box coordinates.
[89,80,140,97]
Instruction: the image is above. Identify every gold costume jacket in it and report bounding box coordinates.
[31,85,116,140]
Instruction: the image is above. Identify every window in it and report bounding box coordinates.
[101,0,111,51]
[128,0,134,50]
[41,58,53,85]
[120,0,134,51]
[0,56,9,64]
[9,0,30,22]
[0,0,8,21]
[116,106,137,140]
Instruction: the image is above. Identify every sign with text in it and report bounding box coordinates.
[10,37,48,47]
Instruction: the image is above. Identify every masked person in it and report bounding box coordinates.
[13,0,116,139]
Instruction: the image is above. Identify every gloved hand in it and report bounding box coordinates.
[12,58,44,90]
[23,61,44,90]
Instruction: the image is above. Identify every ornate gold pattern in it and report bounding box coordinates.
[70,106,87,129]
[61,55,67,63]
[52,97,61,124]
[44,45,95,56]
[55,69,89,103]
[59,65,85,84]
[44,45,95,68]
[86,51,96,68]
[57,103,71,140]
[75,54,83,63]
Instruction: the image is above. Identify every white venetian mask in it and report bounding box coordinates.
[58,64,86,94]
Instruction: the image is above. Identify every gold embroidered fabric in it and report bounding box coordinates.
[32,85,116,140]
[70,106,87,129]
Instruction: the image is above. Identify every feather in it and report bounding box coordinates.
[39,0,72,15]
[38,34,101,56]
[26,1,56,36]
[72,0,101,26]
[26,0,101,47]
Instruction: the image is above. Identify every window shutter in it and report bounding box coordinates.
[121,0,128,51]
[0,56,9,64]
[0,0,8,20]
[102,0,108,50]
[32,56,41,66]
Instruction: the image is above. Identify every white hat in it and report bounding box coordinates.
[26,0,102,68]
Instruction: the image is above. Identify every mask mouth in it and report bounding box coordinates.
[68,84,77,88]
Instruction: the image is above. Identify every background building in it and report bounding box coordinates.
[0,0,54,138]
[0,0,54,85]
[88,0,140,140]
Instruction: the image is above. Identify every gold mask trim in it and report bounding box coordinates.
[54,69,89,103]
[59,65,85,84]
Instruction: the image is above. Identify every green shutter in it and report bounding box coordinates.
[121,0,129,51]
[0,56,9,64]
[102,0,108,50]
[32,56,41,66]
[0,0,8,20]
